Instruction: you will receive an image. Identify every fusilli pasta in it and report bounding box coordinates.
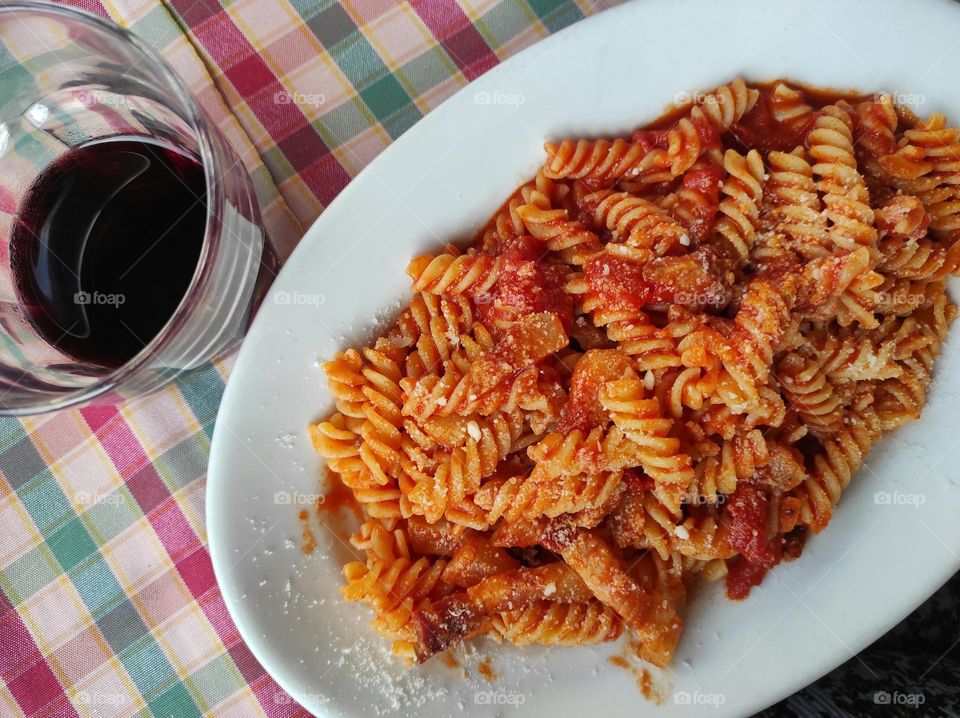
[309,79,957,668]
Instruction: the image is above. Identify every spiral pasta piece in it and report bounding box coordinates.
[777,352,845,435]
[769,82,813,126]
[714,148,766,265]
[342,547,450,648]
[691,443,737,506]
[809,104,878,256]
[542,137,663,184]
[407,252,501,297]
[763,148,829,258]
[477,468,623,523]
[542,524,683,667]
[793,402,882,532]
[693,77,760,132]
[388,292,477,375]
[601,370,695,490]
[665,79,759,176]
[411,411,526,511]
[323,348,367,419]
[593,191,690,255]
[854,95,899,158]
[492,601,622,645]
[882,114,960,235]
[515,201,602,257]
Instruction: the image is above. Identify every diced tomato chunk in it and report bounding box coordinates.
[682,163,724,198]
[645,249,729,308]
[726,555,773,600]
[557,349,632,433]
[724,482,785,600]
[468,312,567,397]
[492,233,542,261]
[479,255,573,330]
[584,254,673,312]
[724,482,778,568]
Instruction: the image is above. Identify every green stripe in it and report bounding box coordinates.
[523,0,585,33]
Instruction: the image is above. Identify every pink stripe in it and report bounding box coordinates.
[198,591,242,648]
[292,150,353,208]
[51,625,109,688]
[78,405,118,434]
[1,591,79,718]
[0,591,39,681]
[251,674,313,718]
[94,419,151,478]
[8,662,80,718]
[409,0,471,34]
[167,0,347,205]
[227,641,264,685]
[150,498,202,563]
[63,0,108,15]
[0,186,17,214]
[175,546,216,598]
[410,0,498,80]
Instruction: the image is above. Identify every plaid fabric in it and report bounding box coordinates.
[0,2,613,716]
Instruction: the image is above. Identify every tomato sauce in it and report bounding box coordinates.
[630,128,670,151]
[477,656,497,682]
[691,111,722,154]
[726,87,813,154]
[855,100,899,156]
[317,471,362,521]
[725,82,875,155]
[298,509,318,555]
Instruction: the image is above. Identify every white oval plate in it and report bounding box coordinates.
[208,0,960,715]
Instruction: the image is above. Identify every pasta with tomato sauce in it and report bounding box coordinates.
[310,79,959,667]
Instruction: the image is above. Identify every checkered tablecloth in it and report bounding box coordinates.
[0,2,617,717]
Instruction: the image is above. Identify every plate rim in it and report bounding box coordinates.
[207,0,960,714]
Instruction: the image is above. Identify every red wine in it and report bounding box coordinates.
[11,139,207,368]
